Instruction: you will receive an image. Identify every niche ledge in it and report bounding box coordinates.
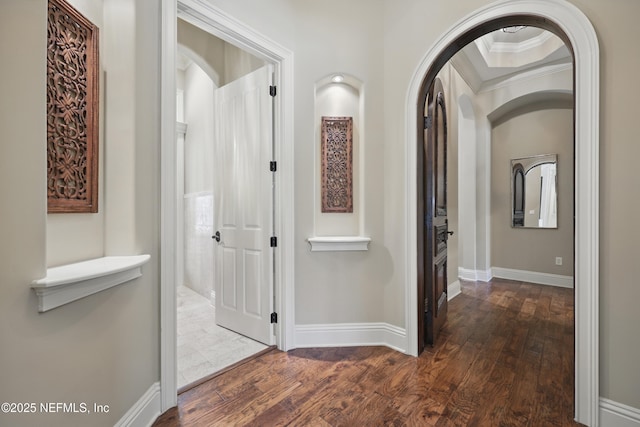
[307,236,371,252]
[31,255,151,312]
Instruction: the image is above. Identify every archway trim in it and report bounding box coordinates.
[404,0,599,424]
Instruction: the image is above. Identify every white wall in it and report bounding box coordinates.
[457,94,481,277]
[182,63,215,299]
[184,64,215,195]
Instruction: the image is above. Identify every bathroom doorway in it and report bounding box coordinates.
[175,18,271,391]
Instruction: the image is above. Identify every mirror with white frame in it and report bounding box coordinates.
[511,154,557,228]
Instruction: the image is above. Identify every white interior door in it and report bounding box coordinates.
[213,65,274,345]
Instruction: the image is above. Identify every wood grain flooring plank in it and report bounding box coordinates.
[441,334,508,426]
[428,339,484,409]
[533,336,571,426]
[252,378,347,426]
[212,377,301,426]
[325,390,403,426]
[153,280,583,427]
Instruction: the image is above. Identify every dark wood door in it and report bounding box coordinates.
[423,77,449,346]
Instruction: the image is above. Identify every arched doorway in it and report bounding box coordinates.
[417,17,571,352]
[405,0,599,424]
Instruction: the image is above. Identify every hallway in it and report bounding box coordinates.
[159,279,577,425]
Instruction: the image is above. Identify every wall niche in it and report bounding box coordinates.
[47,0,99,213]
[309,74,369,251]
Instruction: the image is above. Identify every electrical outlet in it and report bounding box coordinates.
[555,257,563,266]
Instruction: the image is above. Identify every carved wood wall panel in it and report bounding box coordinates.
[321,116,353,213]
[47,0,99,213]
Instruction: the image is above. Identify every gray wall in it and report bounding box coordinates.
[0,1,161,425]
[285,1,390,325]
[1,0,639,422]
[382,0,640,409]
[491,107,574,276]
[46,0,105,267]
[186,0,640,410]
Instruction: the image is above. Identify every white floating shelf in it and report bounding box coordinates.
[307,236,371,252]
[31,255,151,313]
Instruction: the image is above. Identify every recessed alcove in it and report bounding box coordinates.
[38,0,152,312]
[309,73,369,251]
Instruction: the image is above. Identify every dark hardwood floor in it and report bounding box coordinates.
[154,279,580,426]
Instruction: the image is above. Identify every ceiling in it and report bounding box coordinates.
[449,26,572,92]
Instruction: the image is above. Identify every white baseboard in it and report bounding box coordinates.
[448,280,461,301]
[477,269,492,282]
[114,382,161,427]
[491,267,573,288]
[600,398,640,427]
[458,267,492,282]
[294,284,456,355]
[295,322,407,353]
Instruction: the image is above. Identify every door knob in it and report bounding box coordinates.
[212,231,221,242]
[447,230,454,236]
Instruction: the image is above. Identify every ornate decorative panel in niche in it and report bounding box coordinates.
[321,116,353,213]
[47,0,99,213]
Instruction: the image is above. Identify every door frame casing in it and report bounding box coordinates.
[404,0,599,425]
[160,0,295,411]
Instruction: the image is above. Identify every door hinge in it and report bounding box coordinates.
[270,236,278,247]
[270,312,278,323]
[424,116,432,129]
[270,161,277,172]
[269,85,277,97]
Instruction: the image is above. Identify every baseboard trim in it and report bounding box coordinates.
[491,267,573,288]
[114,382,161,427]
[295,322,407,353]
[448,280,461,301]
[458,267,492,282]
[600,398,640,427]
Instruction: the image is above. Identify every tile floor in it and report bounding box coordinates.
[177,285,268,389]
